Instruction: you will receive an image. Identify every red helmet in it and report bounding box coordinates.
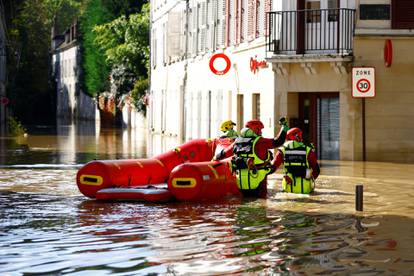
[287,127,303,141]
[245,120,264,136]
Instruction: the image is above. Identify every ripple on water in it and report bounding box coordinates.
[1,179,414,275]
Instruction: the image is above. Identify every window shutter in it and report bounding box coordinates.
[392,0,414,29]
[197,2,202,53]
[163,23,167,64]
[193,3,199,55]
[167,12,181,60]
[206,0,214,51]
[236,0,242,44]
[256,0,262,38]
[200,1,207,52]
[228,0,235,45]
[216,0,226,47]
[241,0,248,42]
[247,0,255,41]
[264,0,271,36]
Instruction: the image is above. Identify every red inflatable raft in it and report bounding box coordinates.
[76,138,239,202]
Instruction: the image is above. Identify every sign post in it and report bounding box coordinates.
[352,67,375,161]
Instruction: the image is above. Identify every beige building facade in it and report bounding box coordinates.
[268,0,414,162]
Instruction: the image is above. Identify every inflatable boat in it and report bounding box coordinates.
[76,138,240,202]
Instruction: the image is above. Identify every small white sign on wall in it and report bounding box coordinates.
[352,67,376,98]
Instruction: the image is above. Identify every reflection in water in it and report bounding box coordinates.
[0,190,413,275]
[0,120,146,166]
[1,124,414,275]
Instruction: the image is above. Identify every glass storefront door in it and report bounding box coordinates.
[299,92,339,160]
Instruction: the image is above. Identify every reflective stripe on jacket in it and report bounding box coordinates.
[279,141,314,194]
[232,136,271,190]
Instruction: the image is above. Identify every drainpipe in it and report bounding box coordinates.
[180,0,189,144]
[148,2,153,156]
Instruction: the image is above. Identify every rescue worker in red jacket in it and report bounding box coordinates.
[215,118,288,197]
[271,127,320,194]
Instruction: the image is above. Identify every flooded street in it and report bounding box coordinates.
[1,123,414,275]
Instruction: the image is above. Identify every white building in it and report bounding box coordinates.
[52,22,97,122]
[150,0,276,156]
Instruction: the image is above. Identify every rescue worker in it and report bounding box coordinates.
[218,118,289,198]
[271,127,320,194]
[220,120,238,139]
[212,120,239,161]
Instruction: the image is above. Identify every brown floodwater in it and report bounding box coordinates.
[0,123,413,275]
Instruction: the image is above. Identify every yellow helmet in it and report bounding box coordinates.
[220,120,236,132]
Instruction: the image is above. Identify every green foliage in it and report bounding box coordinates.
[130,78,148,115]
[5,0,81,123]
[80,0,147,97]
[7,116,27,137]
[93,3,150,78]
[79,0,112,97]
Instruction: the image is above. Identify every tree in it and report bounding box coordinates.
[93,3,149,79]
[93,3,149,113]
[79,0,112,97]
[5,0,81,124]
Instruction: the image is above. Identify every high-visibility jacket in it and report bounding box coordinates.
[279,141,315,194]
[232,136,272,190]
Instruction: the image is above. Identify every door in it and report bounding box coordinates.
[299,93,339,160]
[298,0,340,53]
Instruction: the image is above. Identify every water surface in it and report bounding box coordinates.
[0,123,413,275]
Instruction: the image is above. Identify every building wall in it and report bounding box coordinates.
[53,44,98,122]
[353,37,414,162]
[150,41,275,155]
[274,61,361,160]
[150,0,276,156]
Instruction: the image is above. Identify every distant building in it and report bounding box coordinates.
[51,22,97,122]
[150,0,414,162]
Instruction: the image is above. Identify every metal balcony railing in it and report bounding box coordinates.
[267,8,356,56]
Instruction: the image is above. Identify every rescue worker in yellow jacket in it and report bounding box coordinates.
[228,118,288,197]
[271,127,320,194]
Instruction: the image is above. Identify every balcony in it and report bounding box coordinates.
[267,8,356,58]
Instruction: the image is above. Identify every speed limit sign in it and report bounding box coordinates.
[352,67,375,98]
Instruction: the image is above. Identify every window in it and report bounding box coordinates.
[252,93,260,120]
[237,94,244,131]
[392,0,414,29]
[151,28,157,68]
[328,0,339,22]
[255,0,261,38]
[306,1,321,23]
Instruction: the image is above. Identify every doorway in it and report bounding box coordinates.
[298,92,339,160]
[297,0,340,54]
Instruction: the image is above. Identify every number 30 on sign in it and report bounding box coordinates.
[352,67,375,98]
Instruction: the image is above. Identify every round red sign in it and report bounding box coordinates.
[209,53,231,75]
[356,79,371,93]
